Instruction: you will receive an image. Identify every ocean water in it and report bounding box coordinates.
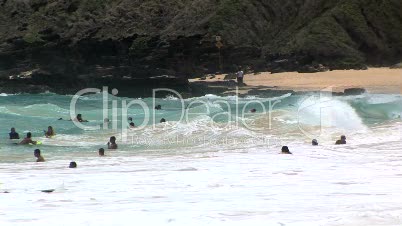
[0,91,402,226]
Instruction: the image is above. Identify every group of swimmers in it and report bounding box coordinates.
[9,126,55,145]
[31,136,348,163]
[281,135,347,154]
[9,108,348,161]
[38,108,168,167]
[32,135,118,164]
[30,137,349,165]
[8,113,122,164]
[58,114,88,122]
[34,149,74,168]
[68,113,167,128]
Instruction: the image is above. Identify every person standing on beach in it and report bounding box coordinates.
[237,69,244,85]
[9,128,20,139]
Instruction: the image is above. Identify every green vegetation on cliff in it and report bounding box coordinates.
[0,0,401,79]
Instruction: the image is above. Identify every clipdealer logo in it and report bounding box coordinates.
[69,86,338,143]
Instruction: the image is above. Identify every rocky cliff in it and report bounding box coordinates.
[0,0,401,93]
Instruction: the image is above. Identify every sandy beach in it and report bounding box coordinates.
[190,68,402,94]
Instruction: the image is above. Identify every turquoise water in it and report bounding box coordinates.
[0,92,401,164]
[1,92,402,225]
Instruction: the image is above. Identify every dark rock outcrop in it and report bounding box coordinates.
[390,62,402,69]
[0,0,401,93]
[343,88,366,95]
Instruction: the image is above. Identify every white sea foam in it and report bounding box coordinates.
[1,93,402,225]
[1,128,402,226]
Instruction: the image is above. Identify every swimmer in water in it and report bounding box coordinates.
[34,149,45,162]
[312,139,318,146]
[129,122,135,128]
[19,132,37,145]
[335,135,347,145]
[72,114,88,122]
[160,118,166,123]
[102,118,110,127]
[281,146,292,154]
[155,105,162,110]
[107,136,118,149]
[9,127,20,139]
[250,108,257,113]
[69,161,77,168]
[98,148,105,156]
[44,126,55,138]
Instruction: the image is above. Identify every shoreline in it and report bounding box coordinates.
[0,68,400,97]
[189,68,402,95]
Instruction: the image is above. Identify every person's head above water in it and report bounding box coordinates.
[107,136,118,149]
[129,122,135,128]
[155,105,162,110]
[99,148,105,156]
[34,149,41,157]
[34,149,45,162]
[250,109,257,113]
[9,127,20,139]
[45,126,55,137]
[27,132,32,138]
[69,161,77,168]
[160,118,166,123]
[312,139,318,146]
[335,135,347,145]
[77,114,82,120]
[128,117,133,122]
[281,146,292,154]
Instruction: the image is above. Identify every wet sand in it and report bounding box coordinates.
[190,68,402,94]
